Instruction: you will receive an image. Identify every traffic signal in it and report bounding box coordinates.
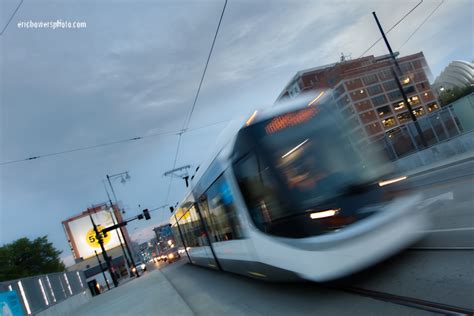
[143,209,151,220]
[169,206,174,213]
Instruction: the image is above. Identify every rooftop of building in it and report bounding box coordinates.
[276,51,426,101]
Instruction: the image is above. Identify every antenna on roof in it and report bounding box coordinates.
[340,52,352,62]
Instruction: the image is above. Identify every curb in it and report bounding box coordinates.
[404,155,474,178]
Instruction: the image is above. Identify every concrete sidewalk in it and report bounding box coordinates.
[402,150,474,177]
[70,268,193,316]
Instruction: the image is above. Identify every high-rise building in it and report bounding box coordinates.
[276,52,440,145]
[433,60,473,92]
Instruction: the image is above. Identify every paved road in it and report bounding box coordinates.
[156,162,474,314]
[160,260,433,316]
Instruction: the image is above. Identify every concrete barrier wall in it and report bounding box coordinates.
[0,271,90,315]
[36,291,91,316]
[393,130,474,172]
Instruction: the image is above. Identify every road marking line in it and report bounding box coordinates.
[417,191,453,209]
[422,227,474,233]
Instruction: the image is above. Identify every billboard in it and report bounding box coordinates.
[64,208,125,260]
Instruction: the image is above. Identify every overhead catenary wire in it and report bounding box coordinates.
[164,0,228,205]
[0,0,24,36]
[358,0,423,58]
[398,0,445,51]
[0,119,229,166]
[181,0,228,131]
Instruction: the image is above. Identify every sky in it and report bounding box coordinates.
[1,0,472,266]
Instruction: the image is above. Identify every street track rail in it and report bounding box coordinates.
[408,247,474,251]
[342,286,474,315]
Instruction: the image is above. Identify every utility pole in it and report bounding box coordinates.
[94,250,110,290]
[88,208,118,288]
[103,181,133,277]
[372,11,428,148]
[164,165,191,188]
[106,173,139,277]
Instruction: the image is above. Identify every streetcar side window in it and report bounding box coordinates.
[170,219,184,248]
[199,175,243,242]
[233,152,288,232]
[177,207,207,247]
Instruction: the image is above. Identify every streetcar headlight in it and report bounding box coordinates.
[310,209,339,219]
[131,267,136,272]
[141,263,146,269]
[378,176,407,187]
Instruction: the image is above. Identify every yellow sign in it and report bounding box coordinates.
[85,226,111,248]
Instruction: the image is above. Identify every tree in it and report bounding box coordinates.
[0,236,65,282]
[438,84,474,106]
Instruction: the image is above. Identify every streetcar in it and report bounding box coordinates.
[169,91,428,282]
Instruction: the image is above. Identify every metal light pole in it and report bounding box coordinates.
[94,250,110,290]
[103,181,132,277]
[88,208,118,287]
[106,172,139,277]
[372,11,428,148]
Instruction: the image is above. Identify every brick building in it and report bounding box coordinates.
[276,52,440,145]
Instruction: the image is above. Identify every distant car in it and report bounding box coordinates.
[165,247,181,264]
[132,261,147,274]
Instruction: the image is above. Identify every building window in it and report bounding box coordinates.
[400,62,413,74]
[416,82,429,93]
[387,90,402,101]
[383,80,397,92]
[397,112,411,124]
[382,117,397,129]
[335,84,345,96]
[403,85,416,95]
[364,122,383,135]
[408,95,421,106]
[359,110,378,124]
[421,91,434,102]
[355,100,372,112]
[414,71,427,82]
[412,107,425,117]
[362,74,378,85]
[367,84,383,96]
[426,102,439,112]
[378,69,392,81]
[412,60,422,69]
[392,101,406,112]
[376,105,392,117]
[372,95,387,106]
[342,106,355,117]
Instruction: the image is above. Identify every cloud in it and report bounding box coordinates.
[1,0,471,258]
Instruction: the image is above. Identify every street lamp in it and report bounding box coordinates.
[106,171,138,277]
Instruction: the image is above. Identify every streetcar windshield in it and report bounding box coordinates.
[234,105,390,229]
[261,114,387,209]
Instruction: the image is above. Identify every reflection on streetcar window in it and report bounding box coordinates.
[234,153,289,231]
[199,176,243,242]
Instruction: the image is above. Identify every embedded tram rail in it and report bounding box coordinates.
[339,286,474,316]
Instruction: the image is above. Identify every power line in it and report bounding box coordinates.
[164,0,228,205]
[398,0,444,50]
[182,0,228,131]
[358,0,423,58]
[0,0,24,36]
[0,119,229,166]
